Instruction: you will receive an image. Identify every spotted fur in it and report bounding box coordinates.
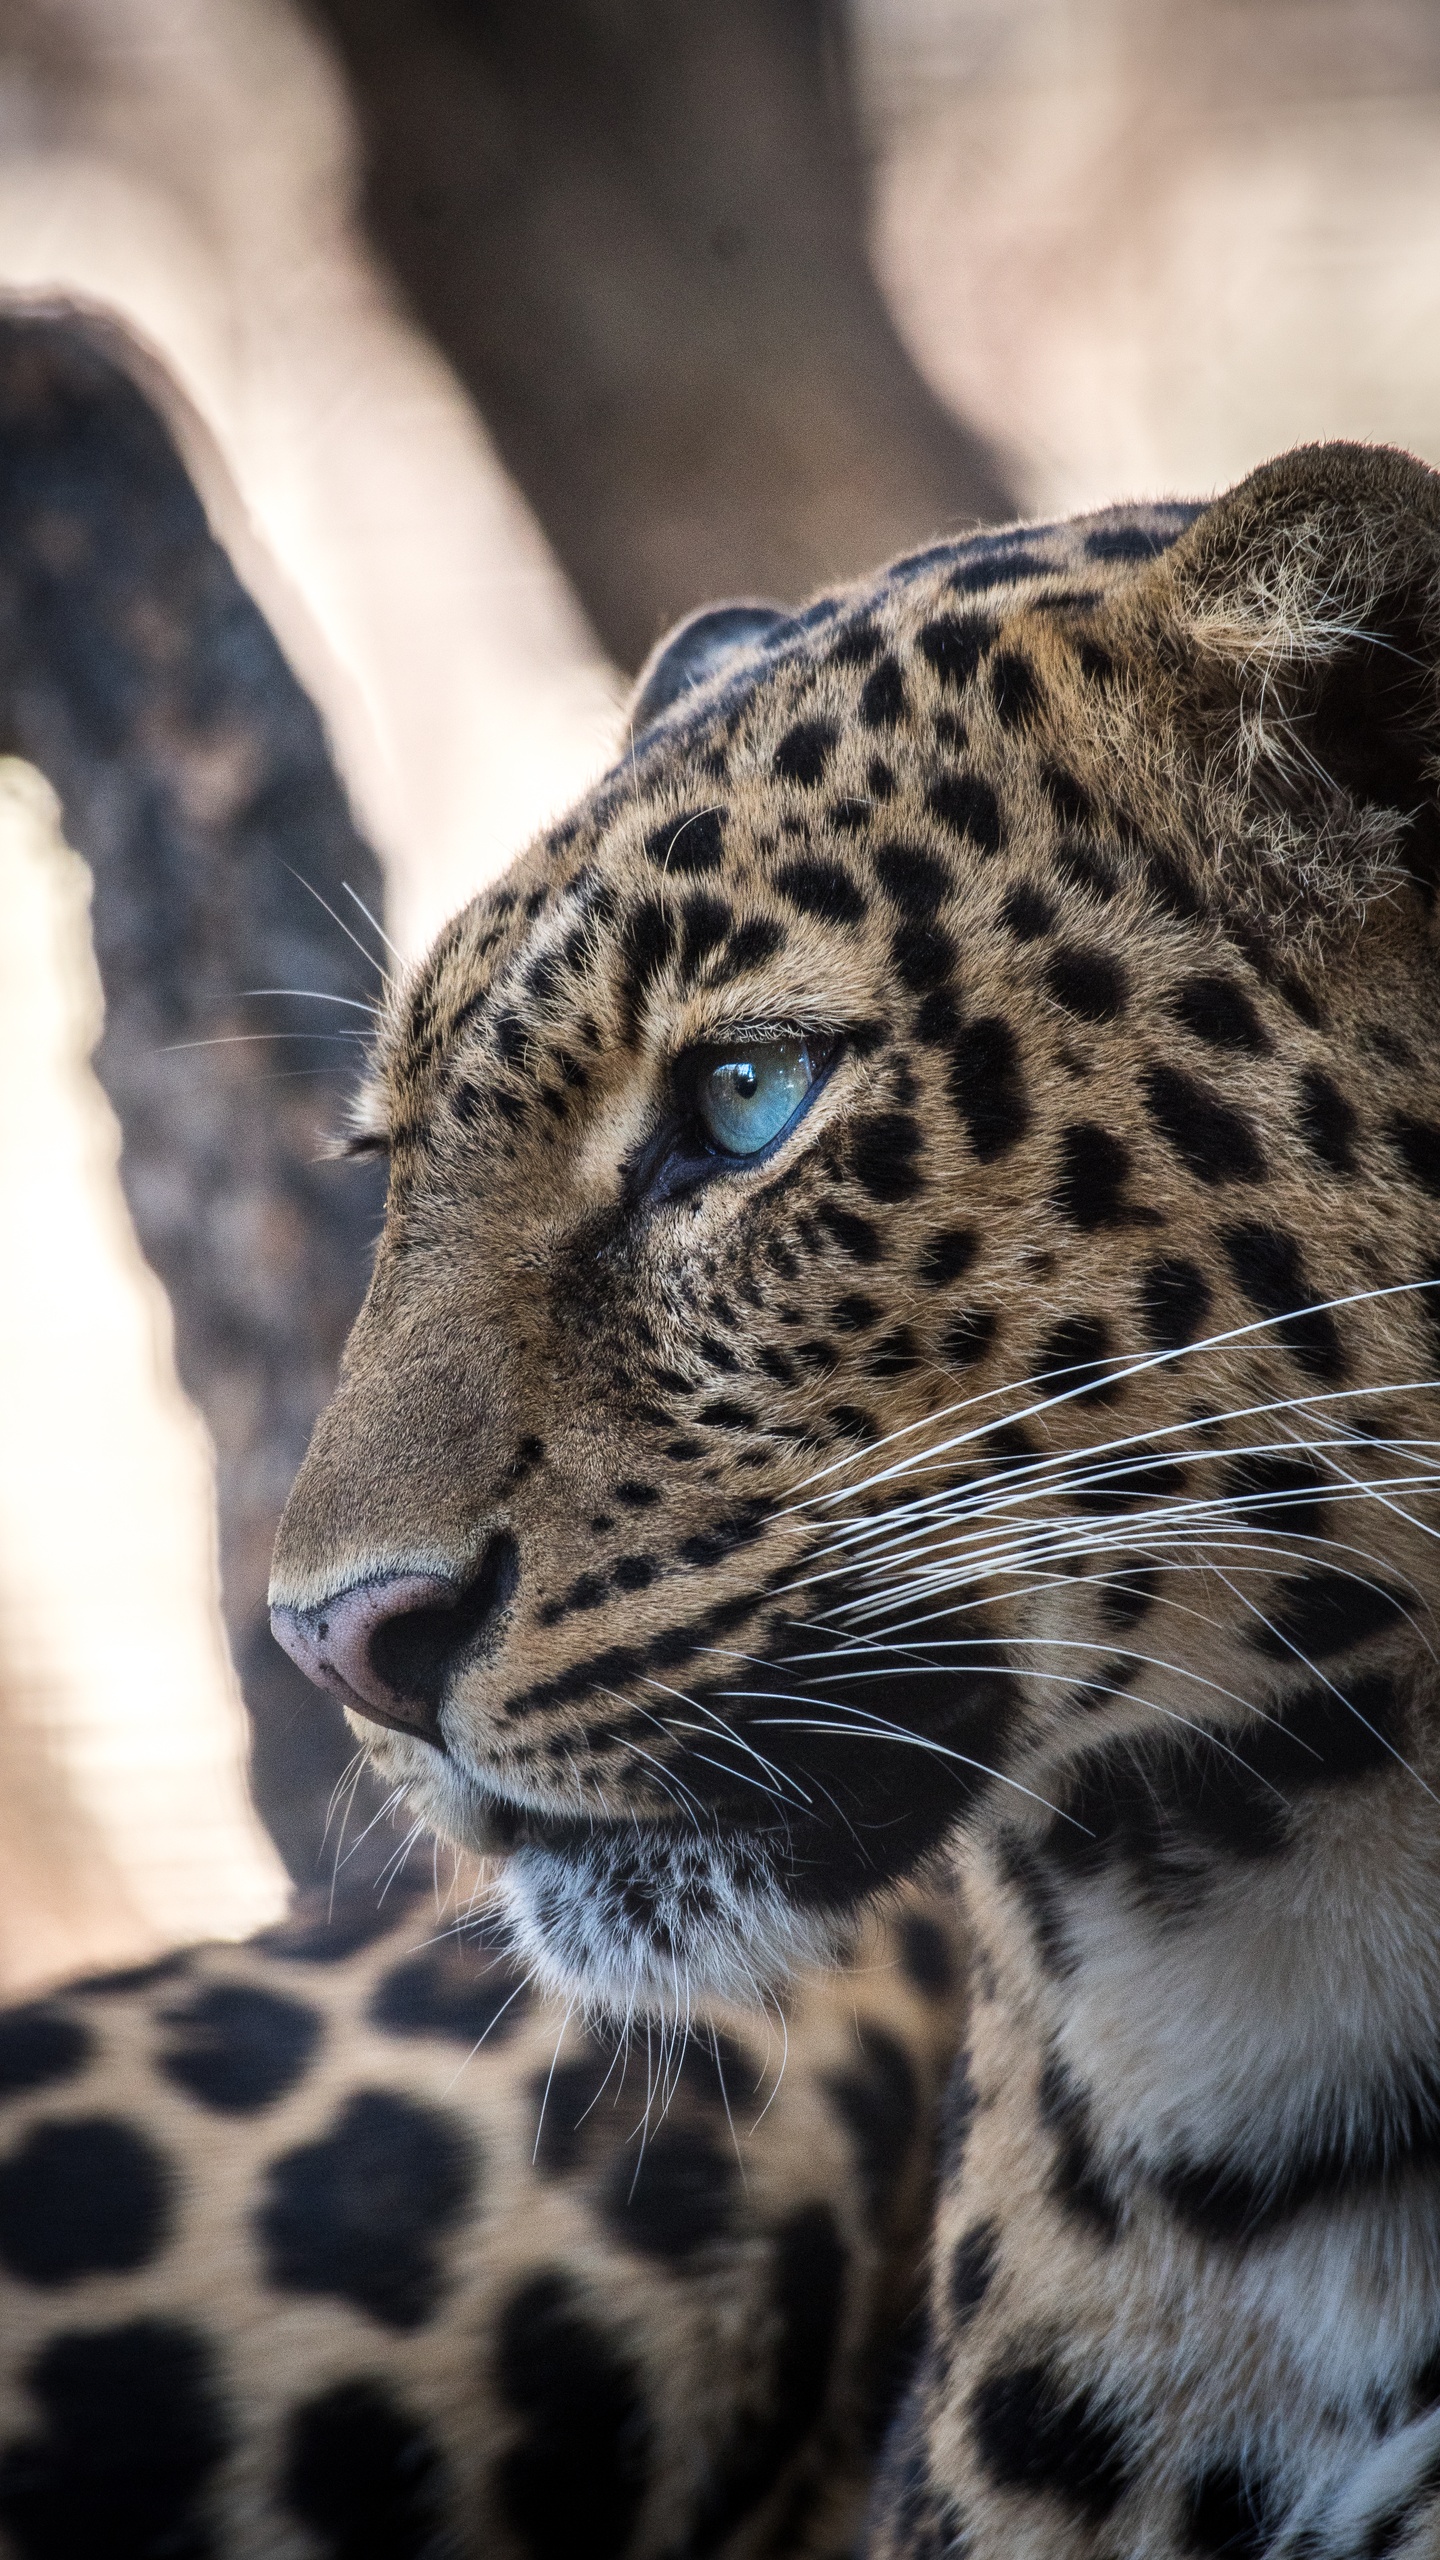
[0,1879,961,2556]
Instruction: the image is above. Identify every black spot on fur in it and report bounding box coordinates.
[1038,2054,1121,2238]
[990,651,1042,727]
[860,656,907,728]
[1391,1114,1440,1196]
[851,1112,925,1201]
[714,915,786,979]
[830,1291,880,1331]
[645,808,725,874]
[774,720,838,786]
[1054,1123,1135,1228]
[495,2272,650,2560]
[1002,882,1054,940]
[919,1225,979,1288]
[1037,1314,1119,1399]
[1078,637,1116,684]
[898,1909,956,1994]
[971,2354,1134,2518]
[158,1983,321,2114]
[603,2122,738,2261]
[1220,1222,1344,1379]
[1088,521,1172,561]
[950,1017,1030,1160]
[686,2203,846,2553]
[1056,836,1119,899]
[830,619,883,666]
[952,542,1045,592]
[944,1308,998,1367]
[891,917,959,996]
[1139,1255,1211,1350]
[1143,1064,1265,1184]
[613,1554,659,1592]
[679,892,732,974]
[774,857,867,925]
[0,2320,228,2560]
[1297,1066,1358,1174]
[1252,1573,1403,1663]
[827,1403,879,1443]
[1047,1675,1404,1917]
[825,2028,920,2223]
[283,2379,448,2560]
[619,897,676,1028]
[918,612,996,689]
[258,2090,474,2331]
[817,1204,883,1262]
[949,2219,1000,2327]
[0,2005,91,2099]
[371,1944,531,2048]
[1172,974,1269,1053]
[1046,945,1126,1022]
[1035,761,1088,824]
[0,2118,171,2284]
[1149,846,1206,921]
[1180,2459,1282,2558]
[914,987,962,1045]
[874,839,951,914]
[1225,1452,1327,1542]
[929,770,1003,850]
[940,2052,978,2177]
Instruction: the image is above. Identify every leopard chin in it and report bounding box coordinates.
[495,1825,840,2021]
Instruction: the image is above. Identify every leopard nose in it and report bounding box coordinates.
[270,1535,519,1750]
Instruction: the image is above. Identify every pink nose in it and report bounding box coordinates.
[270,1573,461,1748]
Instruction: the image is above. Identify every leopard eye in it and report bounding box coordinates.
[693,1035,828,1157]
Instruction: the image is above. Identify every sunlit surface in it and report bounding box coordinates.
[858,0,1440,514]
[0,0,622,958]
[0,762,286,1993]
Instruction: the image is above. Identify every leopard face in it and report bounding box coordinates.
[271,442,1440,2017]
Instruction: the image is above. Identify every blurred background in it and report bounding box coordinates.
[3,0,1439,1991]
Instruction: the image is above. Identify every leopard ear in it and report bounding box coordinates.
[629,601,791,732]
[1135,441,1440,913]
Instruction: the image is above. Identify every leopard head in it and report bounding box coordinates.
[271,443,1440,2014]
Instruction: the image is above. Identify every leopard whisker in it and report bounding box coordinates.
[807,1395,1440,1559]
[341,877,403,963]
[242,986,382,1015]
[281,861,394,985]
[709,1678,1085,1826]
[783,1280,1440,1511]
[1206,1560,1438,1801]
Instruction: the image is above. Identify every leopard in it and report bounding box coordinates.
[8,435,1440,2560]
[262,437,1440,2560]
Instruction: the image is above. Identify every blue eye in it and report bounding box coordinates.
[694,1035,828,1157]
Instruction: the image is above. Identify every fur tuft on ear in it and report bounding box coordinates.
[1131,442,1440,922]
[628,601,791,732]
